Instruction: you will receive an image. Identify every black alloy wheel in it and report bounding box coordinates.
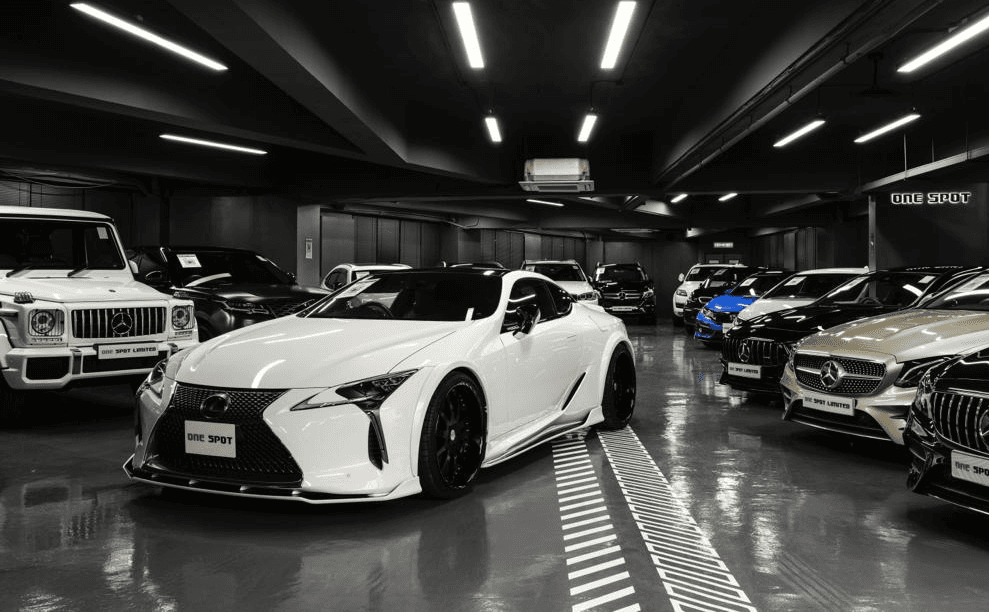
[418,372,485,498]
[600,344,636,429]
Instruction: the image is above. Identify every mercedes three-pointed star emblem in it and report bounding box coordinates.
[978,411,989,445]
[819,360,845,390]
[739,340,751,363]
[110,311,133,335]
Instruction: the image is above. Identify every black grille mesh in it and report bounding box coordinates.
[71,307,166,339]
[148,384,300,485]
[794,354,885,378]
[25,357,70,380]
[722,337,790,367]
[932,392,989,453]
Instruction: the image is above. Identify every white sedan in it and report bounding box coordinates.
[125,268,636,502]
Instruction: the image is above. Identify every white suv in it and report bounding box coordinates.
[520,259,599,304]
[0,206,197,423]
[672,263,747,325]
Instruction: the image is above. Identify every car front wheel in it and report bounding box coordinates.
[418,372,485,499]
[599,344,636,429]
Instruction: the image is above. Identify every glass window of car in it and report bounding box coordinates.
[547,283,574,317]
[523,263,587,283]
[595,265,645,282]
[307,272,501,321]
[816,272,937,307]
[761,273,860,300]
[507,279,561,322]
[684,265,719,282]
[726,273,785,298]
[170,250,293,287]
[0,219,124,271]
[705,267,748,289]
[923,272,989,311]
[323,269,347,290]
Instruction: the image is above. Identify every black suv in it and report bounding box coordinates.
[720,266,984,395]
[127,246,328,341]
[592,262,656,323]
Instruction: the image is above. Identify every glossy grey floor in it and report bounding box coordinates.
[1,325,987,611]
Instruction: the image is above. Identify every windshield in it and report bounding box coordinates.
[727,274,785,298]
[307,272,501,321]
[595,266,644,282]
[815,272,936,308]
[170,251,293,286]
[924,272,989,311]
[684,266,720,282]
[0,218,124,273]
[524,263,586,282]
[762,273,862,300]
[705,267,749,289]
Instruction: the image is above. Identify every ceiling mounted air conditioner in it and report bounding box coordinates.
[519,158,594,193]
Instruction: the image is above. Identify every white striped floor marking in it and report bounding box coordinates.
[552,432,641,612]
[598,427,757,612]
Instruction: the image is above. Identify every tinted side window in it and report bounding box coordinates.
[548,283,573,317]
[506,279,559,326]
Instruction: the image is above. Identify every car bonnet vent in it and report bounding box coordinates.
[519,158,594,193]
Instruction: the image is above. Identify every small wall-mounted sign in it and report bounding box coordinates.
[305,238,313,260]
[713,241,734,248]
[890,191,972,205]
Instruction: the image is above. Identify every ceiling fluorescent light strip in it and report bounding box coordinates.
[601,1,637,69]
[671,193,688,203]
[160,134,267,155]
[898,12,989,73]
[70,3,227,71]
[452,2,484,69]
[853,113,921,143]
[719,192,738,202]
[526,199,565,207]
[773,119,826,148]
[484,117,502,142]
[577,114,598,143]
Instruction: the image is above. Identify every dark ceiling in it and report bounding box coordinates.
[2,0,989,238]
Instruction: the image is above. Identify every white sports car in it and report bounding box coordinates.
[125,268,636,502]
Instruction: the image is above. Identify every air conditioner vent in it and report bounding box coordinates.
[519,158,594,193]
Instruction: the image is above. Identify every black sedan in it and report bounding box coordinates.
[127,246,329,341]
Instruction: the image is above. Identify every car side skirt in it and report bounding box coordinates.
[481,407,603,468]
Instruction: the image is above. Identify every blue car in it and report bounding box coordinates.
[694,270,791,344]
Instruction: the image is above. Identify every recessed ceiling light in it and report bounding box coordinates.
[70,3,227,71]
[526,199,564,207]
[853,113,921,143]
[452,2,484,69]
[898,12,989,73]
[577,114,598,143]
[600,1,637,70]
[719,192,738,202]
[773,118,826,148]
[160,134,267,155]
[484,116,502,143]
[671,193,688,203]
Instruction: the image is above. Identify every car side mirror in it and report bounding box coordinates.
[288,272,297,283]
[513,303,540,339]
[678,273,685,282]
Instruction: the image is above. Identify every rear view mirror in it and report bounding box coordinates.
[678,273,685,283]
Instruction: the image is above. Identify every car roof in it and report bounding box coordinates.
[0,205,112,221]
[388,267,512,277]
[522,259,580,265]
[794,267,869,274]
[884,265,971,274]
[335,263,410,270]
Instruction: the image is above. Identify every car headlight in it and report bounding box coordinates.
[912,367,936,423]
[574,291,598,301]
[171,305,193,329]
[895,355,956,388]
[290,370,419,411]
[676,289,687,297]
[218,299,272,315]
[787,343,798,371]
[642,289,655,299]
[29,309,64,336]
[144,358,168,397]
[701,307,713,318]
[699,296,712,305]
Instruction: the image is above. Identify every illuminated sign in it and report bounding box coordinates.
[890,192,972,205]
[713,241,734,248]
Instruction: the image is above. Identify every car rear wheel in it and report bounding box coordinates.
[599,344,636,429]
[418,372,485,499]
[0,379,27,427]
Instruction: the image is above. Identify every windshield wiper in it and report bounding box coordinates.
[7,263,39,278]
[67,266,90,277]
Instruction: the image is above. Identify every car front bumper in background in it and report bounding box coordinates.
[905,420,989,517]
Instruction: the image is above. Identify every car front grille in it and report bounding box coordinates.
[722,337,789,367]
[148,384,301,485]
[707,310,734,324]
[71,307,167,339]
[794,352,885,395]
[602,291,642,303]
[931,391,989,453]
[269,298,319,318]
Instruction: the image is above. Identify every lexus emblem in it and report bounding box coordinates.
[200,393,230,419]
[738,340,751,364]
[979,411,989,445]
[819,360,845,390]
[110,312,133,335]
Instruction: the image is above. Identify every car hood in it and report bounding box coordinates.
[800,309,989,360]
[705,294,757,313]
[0,276,168,303]
[737,298,814,321]
[554,280,595,295]
[177,283,327,302]
[173,316,465,389]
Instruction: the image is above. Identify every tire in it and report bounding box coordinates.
[0,378,27,427]
[599,344,636,430]
[418,372,486,499]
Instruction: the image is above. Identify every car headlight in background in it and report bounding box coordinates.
[676,289,688,297]
[699,296,712,305]
[574,291,599,301]
[290,370,419,412]
[218,299,272,315]
[144,358,168,397]
[642,289,655,300]
[171,305,193,329]
[895,355,956,387]
[29,309,64,336]
[701,307,713,318]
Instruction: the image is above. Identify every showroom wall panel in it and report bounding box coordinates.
[318,211,447,275]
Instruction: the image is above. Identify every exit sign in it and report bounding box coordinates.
[714,242,734,249]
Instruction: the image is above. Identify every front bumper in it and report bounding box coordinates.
[719,360,785,394]
[1,337,197,390]
[694,313,727,343]
[672,296,686,317]
[905,421,989,516]
[779,364,913,444]
[601,299,655,317]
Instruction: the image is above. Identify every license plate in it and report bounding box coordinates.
[951,450,989,487]
[728,362,761,379]
[802,391,855,416]
[610,306,637,312]
[97,343,159,360]
[184,421,236,458]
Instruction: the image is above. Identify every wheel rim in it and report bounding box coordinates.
[611,354,636,422]
[433,383,483,489]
